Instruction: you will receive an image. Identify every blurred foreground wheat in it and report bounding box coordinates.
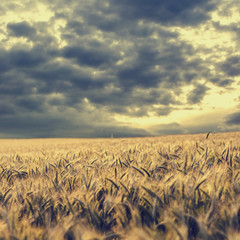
[0,132,240,239]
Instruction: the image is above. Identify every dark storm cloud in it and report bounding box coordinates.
[149,121,224,136]
[0,113,149,138]
[107,0,217,26]
[116,44,162,89]
[209,78,234,87]
[0,103,15,115]
[108,105,149,117]
[9,47,46,68]
[153,107,172,116]
[0,46,52,96]
[183,124,222,135]
[187,84,209,104]
[86,125,148,138]
[86,11,122,33]
[4,19,194,119]
[0,50,10,74]
[62,45,120,67]
[0,83,29,96]
[225,112,240,125]
[0,0,237,138]
[27,61,107,95]
[7,21,36,38]
[84,87,177,117]
[116,41,204,91]
[15,96,45,112]
[220,56,240,77]
[0,69,34,97]
[65,21,90,36]
[0,115,69,138]
[149,123,185,135]
[117,66,160,89]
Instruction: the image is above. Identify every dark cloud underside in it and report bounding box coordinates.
[187,84,209,104]
[221,56,240,77]
[7,21,36,38]
[226,112,240,125]
[107,0,217,26]
[0,0,239,137]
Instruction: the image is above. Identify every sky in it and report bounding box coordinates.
[0,0,240,138]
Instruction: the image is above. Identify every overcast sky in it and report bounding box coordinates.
[0,0,240,138]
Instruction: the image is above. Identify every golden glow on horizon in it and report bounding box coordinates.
[114,80,240,129]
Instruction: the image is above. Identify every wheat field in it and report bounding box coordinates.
[0,132,240,240]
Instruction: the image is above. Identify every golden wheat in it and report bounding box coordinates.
[0,132,240,239]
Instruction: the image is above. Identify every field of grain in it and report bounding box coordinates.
[0,132,240,240]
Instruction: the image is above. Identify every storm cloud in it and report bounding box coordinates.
[105,0,218,26]
[225,112,240,125]
[221,56,240,77]
[7,21,36,38]
[187,84,209,104]
[0,0,239,137]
